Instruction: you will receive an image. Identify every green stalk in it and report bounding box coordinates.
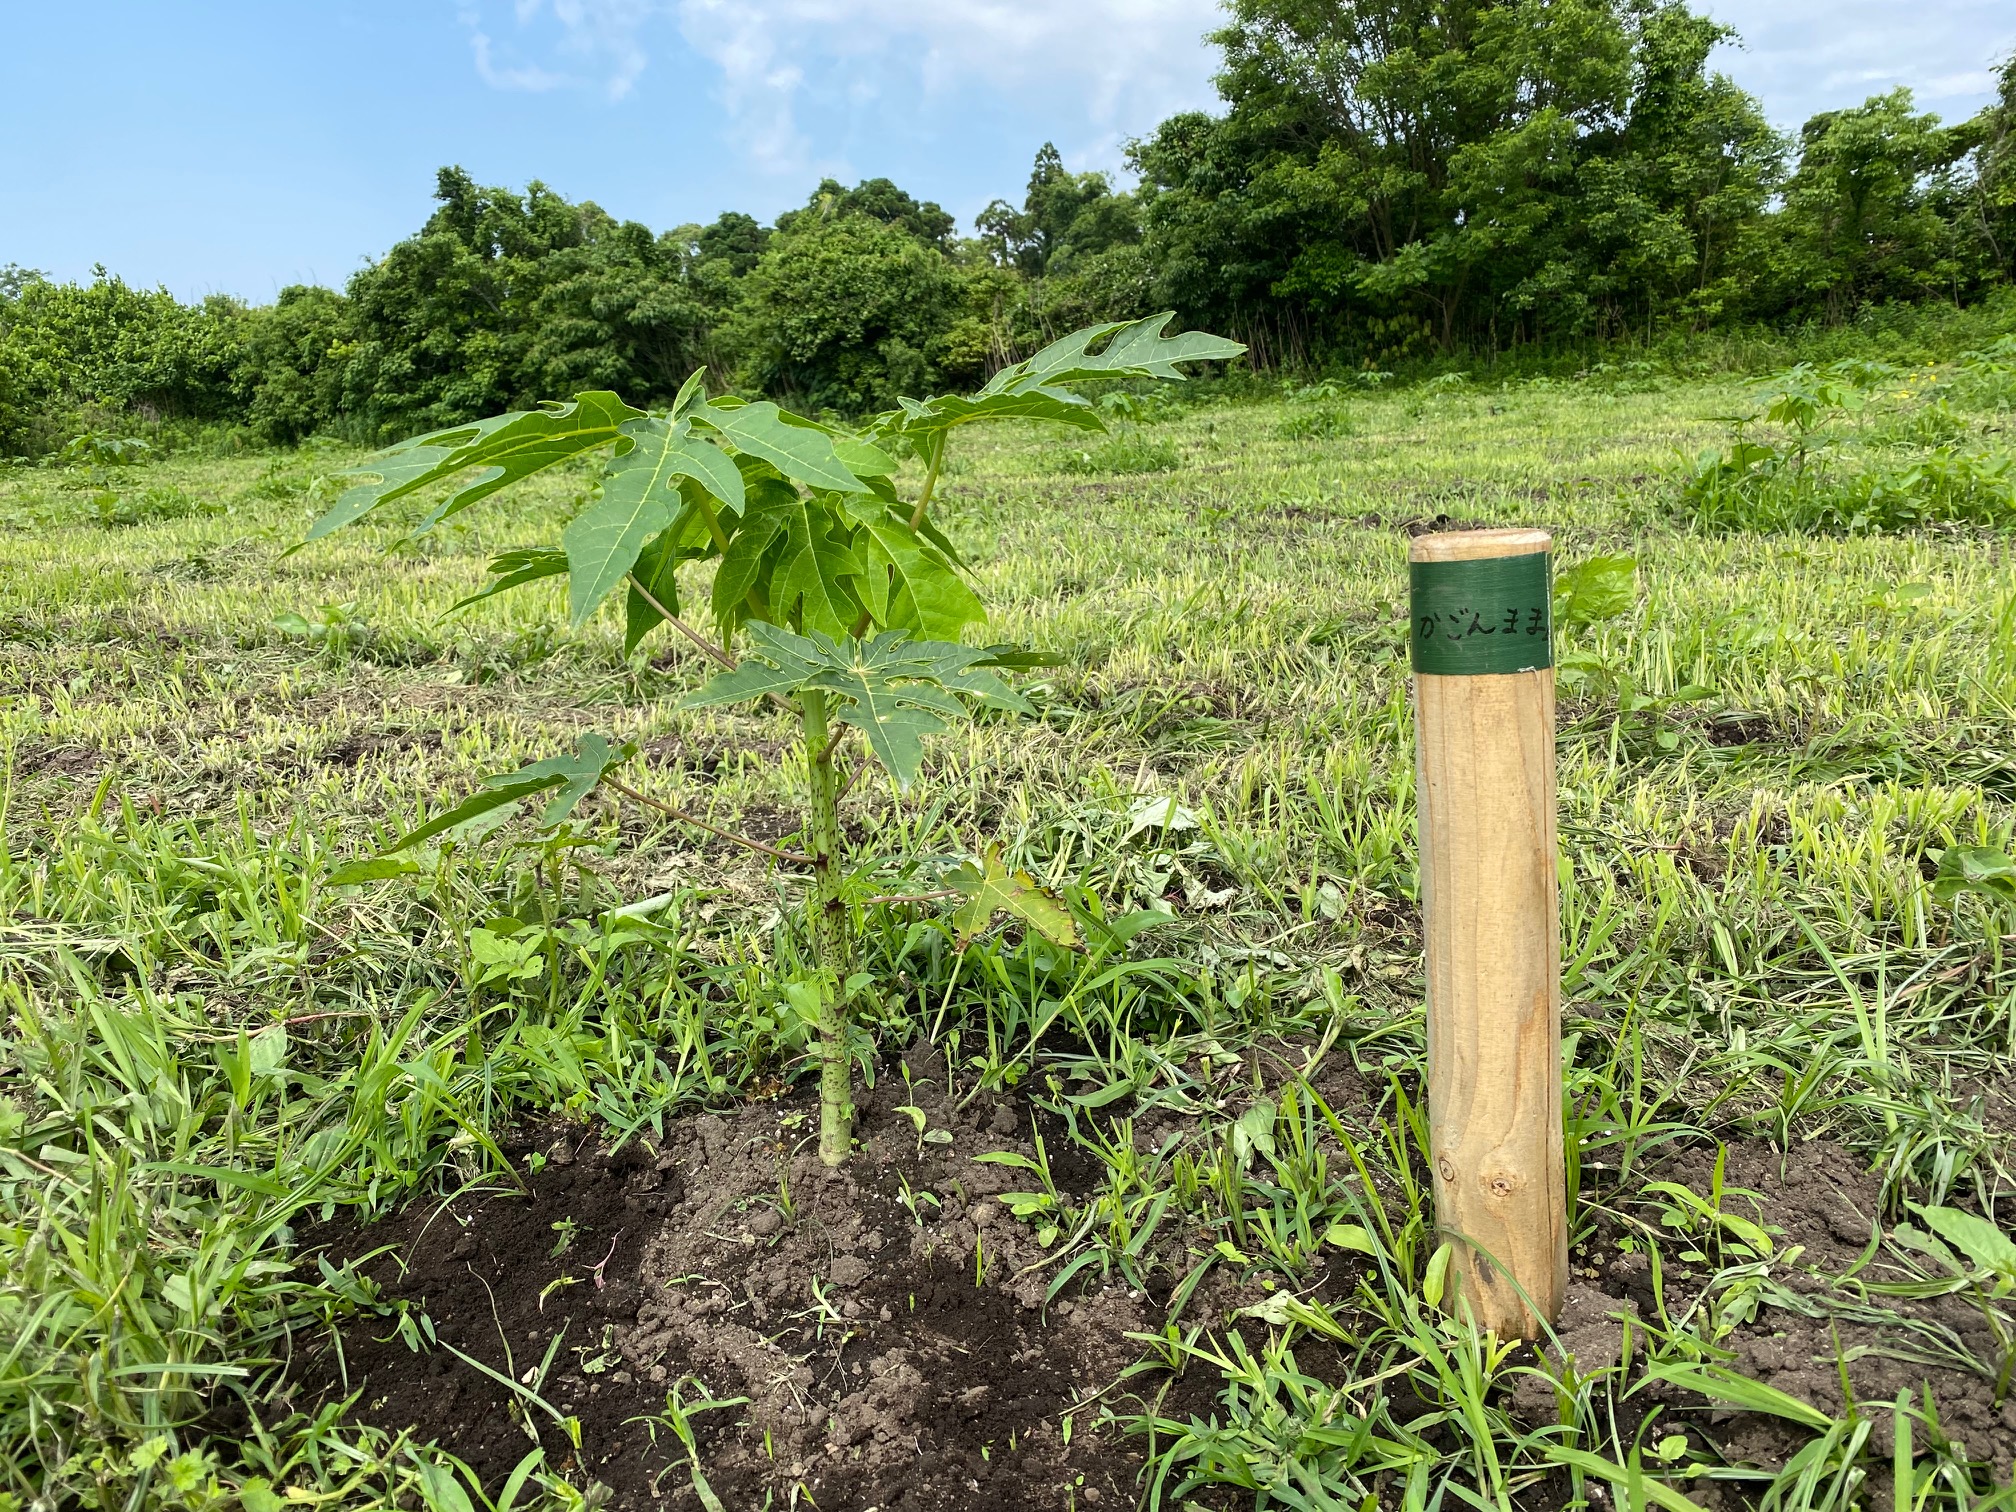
[907,441,946,532]
[800,686,855,1165]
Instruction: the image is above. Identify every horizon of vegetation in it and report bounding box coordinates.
[2,0,2014,462]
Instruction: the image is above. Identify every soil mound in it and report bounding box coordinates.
[290,1047,1155,1510]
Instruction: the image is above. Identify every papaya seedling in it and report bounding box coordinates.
[299,314,1243,1163]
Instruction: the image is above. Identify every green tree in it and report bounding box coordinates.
[974,144,1149,348]
[978,143,1141,279]
[339,168,592,435]
[727,212,958,411]
[693,211,772,277]
[778,177,958,250]
[1133,0,1780,359]
[523,216,713,401]
[1955,55,2016,284]
[1764,90,1974,319]
[240,286,354,445]
[339,167,720,436]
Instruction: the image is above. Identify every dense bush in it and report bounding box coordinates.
[725,206,958,412]
[1682,346,2016,532]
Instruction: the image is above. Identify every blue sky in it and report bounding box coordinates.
[3,1,2008,302]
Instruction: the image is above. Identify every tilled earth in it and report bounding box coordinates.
[285,1040,2016,1509]
[288,1045,1172,1510]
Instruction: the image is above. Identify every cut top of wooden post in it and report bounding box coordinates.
[1409,527,1551,564]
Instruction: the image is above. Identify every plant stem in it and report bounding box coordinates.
[800,687,856,1165]
[690,493,733,556]
[625,576,737,672]
[603,775,815,867]
[907,444,946,533]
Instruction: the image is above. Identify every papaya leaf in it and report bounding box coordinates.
[393,734,635,850]
[865,315,1243,469]
[983,313,1247,396]
[683,626,1028,788]
[712,506,785,633]
[947,843,1077,949]
[756,492,867,639]
[832,436,898,479]
[666,431,745,511]
[560,417,694,628]
[840,498,984,639]
[447,547,570,616]
[624,526,699,656]
[866,389,1108,466]
[303,392,644,547]
[973,645,1066,670]
[670,367,709,420]
[697,401,871,495]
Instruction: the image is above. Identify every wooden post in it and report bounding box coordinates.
[1410,528,1566,1339]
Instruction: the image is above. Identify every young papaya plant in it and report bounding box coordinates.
[298,314,1244,1164]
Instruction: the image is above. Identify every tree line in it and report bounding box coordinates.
[4,0,2013,456]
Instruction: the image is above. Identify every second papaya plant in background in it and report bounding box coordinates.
[300,314,1243,1163]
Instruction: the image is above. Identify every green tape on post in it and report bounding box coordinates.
[1410,551,1552,675]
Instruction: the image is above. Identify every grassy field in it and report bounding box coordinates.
[5,361,2016,1510]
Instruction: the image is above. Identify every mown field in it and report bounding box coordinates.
[5,360,2016,1511]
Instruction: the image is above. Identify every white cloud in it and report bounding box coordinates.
[1698,1,2012,128]
[460,0,2011,197]
[460,0,658,100]
[460,0,1221,176]
[670,0,1225,178]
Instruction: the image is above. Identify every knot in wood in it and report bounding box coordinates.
[1478,1163,1526,1203]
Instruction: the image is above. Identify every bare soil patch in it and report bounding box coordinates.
[288,1047,1158,1510]
[1539,1137,2016,1502]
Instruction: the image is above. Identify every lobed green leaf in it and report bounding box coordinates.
[682,625,1029,788]
[392,733,635,849]
[946,843,1078,949]
[302,392,645,547]
[697,400,872,495]
[447,547,570,617]
[983,312,1247,396]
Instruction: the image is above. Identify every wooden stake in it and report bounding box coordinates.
[1410,527,1566,1339]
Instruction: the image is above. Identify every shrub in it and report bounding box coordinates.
[1680,357,2016,532]
[1277,406,1353,441]
[1053,433,1183,474]
[87,483,219,528]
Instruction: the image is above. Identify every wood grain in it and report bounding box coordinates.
[1411,529,1567,1338]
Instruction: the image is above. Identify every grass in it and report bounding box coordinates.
[3,355,2016,1510]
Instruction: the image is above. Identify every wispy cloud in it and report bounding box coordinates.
[459,0,657,100]
[667,0,1222,177]
[1701,0,2011,127]
[459,0,2010,197]
[459,0,1220,176]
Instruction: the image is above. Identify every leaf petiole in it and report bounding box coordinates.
[603,775,814,868]
[907,445,945,533]
[625,574,737,672]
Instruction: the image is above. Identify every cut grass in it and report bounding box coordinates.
[3,361,2016,1508]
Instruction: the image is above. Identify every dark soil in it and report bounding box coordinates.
[287,1046,1168,1511]
[1534,1138,2016,1503]
[282,1035,2016,1509]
